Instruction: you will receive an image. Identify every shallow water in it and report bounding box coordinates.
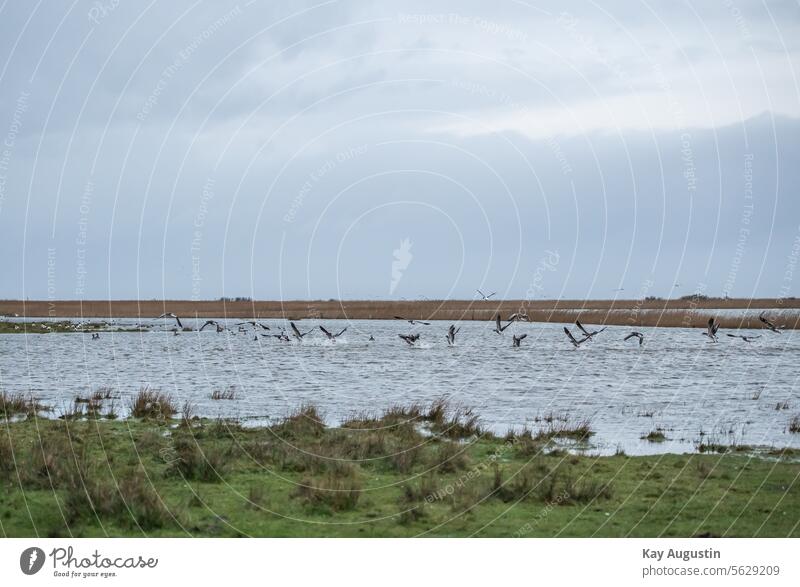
[0,317,798,455]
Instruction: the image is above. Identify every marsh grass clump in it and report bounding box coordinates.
[91,387,114,401]
[789,415,800,434]
[775,401,790,411]
[340,406,422,444]
[324,429,388,461]
[207,418,245,440]
[179,401,197,428]
[416,399,483,439]
[64,469,175,530]
[429,440,471,473]
[273,404,325,440]
[291,468,362,513]
[511,429,547,458]
[1,392,51,418]
[437,407,482,439]
[641,428,667,443]
[165,435,230,482]
[534,411,569,424]
[397,484,426,525]
[533,418,593,442]
[129,387,176,420]
[105,400,119,420]
[388,444,422,474]
[211,386,237,401]
[396,475,438,524]
[562,474,614,504]
[490,463,542,503]
[0,434,15,479]
[696,438,730,454]
[23,430,91,489]
[424,398,448,427]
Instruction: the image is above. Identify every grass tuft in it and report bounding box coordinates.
[291,468,362,513]
[129,387,177,420]
[641,428,667,443]
[211,386,237,401]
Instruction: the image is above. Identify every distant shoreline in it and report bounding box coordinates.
[1,298,798,329]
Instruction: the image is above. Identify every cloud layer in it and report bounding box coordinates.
[1,0,798,300]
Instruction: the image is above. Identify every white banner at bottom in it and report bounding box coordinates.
[1,538,797,586]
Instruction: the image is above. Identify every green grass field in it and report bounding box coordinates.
[1,398,798,538]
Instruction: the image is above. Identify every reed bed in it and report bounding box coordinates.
[2,298,798,328]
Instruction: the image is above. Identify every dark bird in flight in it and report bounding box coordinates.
[272,330,290,342]
[290,322,313,340]
[575,320,606,340]
[237,321,270,331]
[200,320,225,333]
[476,288,496,301]
[445,324,460,346]
[91,333,100,340]
[702,318,720,342]
[512,334,527,347]
[726,333,761,343]
[394,316,430,326]
[398,333,420,346]
[493,314,512,334]
[319,325,347,341]
[624,331,644,346]
[158,312,183,329]
[758,312,782,333]
[507,311,529,322]
[563,327,590,348]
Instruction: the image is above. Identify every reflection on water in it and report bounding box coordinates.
[0,318,798,455]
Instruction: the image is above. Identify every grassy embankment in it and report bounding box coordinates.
[1,391,798,538]
[2,298,799,328]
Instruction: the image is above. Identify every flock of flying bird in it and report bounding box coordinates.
[144,310,786,348]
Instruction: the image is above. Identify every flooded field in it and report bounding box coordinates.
[1,316,798,456]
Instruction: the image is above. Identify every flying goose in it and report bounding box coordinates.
[493,314,512,334]
[200,320,225,333]
[702,318,719,342]
[563,327,590,348]
[758,312,782,333]
[476,288,496,301]
[237,321,270,331]
[394,316,431,326]
[726,333,761,343]
[157,312,183,329]
[512,333,527,347]
[319,325,347,341]
[507,311,529,322]
[272,330,290,342]
[445,324,460,346]
[623,331,644,346]
[290,322,313,340]
[575,320,606,340]
[398,333,420,346]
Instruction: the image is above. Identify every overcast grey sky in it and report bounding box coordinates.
[1,0,798,301]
